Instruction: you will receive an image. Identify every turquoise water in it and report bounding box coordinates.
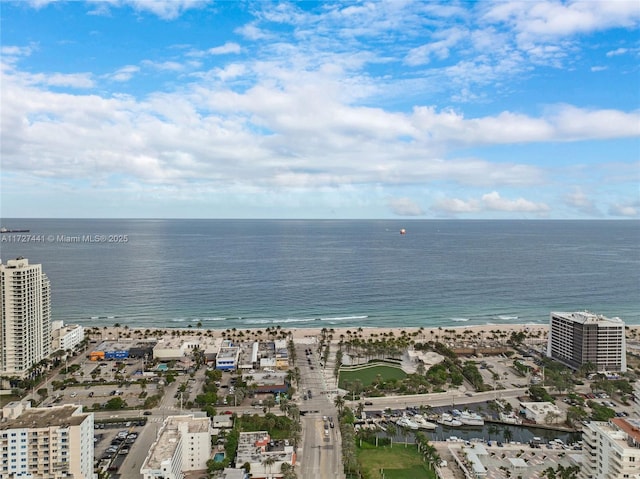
[2,219,638,329]
[213,452,225,462]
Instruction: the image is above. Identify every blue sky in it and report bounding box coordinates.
[1,0,639,219]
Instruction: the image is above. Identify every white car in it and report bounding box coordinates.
[70,392,77,398]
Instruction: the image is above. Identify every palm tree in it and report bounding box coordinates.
[502,428,513,444]
[262,456,277,478]
[334,395,345,416]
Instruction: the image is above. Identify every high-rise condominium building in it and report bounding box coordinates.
[547,311,626,372]
[0,402,96,479]
[0,257,51,377]
[580,418,640,479]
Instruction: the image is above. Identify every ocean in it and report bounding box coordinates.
[1,219,638,330]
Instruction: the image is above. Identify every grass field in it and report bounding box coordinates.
[357,444,436,479]
[338,363,407,388]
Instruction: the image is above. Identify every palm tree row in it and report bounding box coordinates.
[414,431,441,470]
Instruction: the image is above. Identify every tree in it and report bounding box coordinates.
[334,395,345,416]
[262,456,277,478]
[502,428,513,444]
[104,397,127,410]
[280,462,296,479]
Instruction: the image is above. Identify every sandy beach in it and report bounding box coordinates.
[89,323,552,343]
[89,322,640,344]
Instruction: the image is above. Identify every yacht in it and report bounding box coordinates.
[396,416,419,430]
[457,410,484,426]
[437,413,462,427]
[499,412,522,425]
[413,414,438,430]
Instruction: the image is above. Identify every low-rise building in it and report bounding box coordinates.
[212,415,234,429]
[216,340,240,370]
[51,321,85,352]
[89,340,131,360]
[0,402,95,479]
[221,468,248,479]
[235,431,296,479]
[153,336,221,361]
[519,401,566,424]
[580,418,640,479]
[274,339,289,369]
[140,413,213,479]
[250,371,289,394]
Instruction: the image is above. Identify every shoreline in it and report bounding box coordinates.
[88,322,640,343]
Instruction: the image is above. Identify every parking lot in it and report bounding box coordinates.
[94,422,144,473]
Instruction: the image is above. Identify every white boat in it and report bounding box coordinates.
[437,413,462,427]
[413,414,438,430]
[396,416,419,430]
[499,412,522,425]
[458,410,484,426]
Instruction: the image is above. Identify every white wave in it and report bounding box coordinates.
[90,316,99,319]
[280,318,319,323]
[497,315,518,320]
[171,318,187,322]
[243,319,271,325]
[318,315,368,321]
[451,317,470,322]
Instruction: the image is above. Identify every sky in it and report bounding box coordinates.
[1,0,639,219]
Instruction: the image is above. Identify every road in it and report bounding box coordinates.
[295,343,345,479]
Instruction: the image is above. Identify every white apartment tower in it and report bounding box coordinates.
[0,402,96,479]
[0,257,52,377]
[547,311,626,372]
[580,418,640,479]
[140,414,213,479]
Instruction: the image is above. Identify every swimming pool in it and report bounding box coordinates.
[213,452,225,462]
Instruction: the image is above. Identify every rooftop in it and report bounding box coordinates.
[218,347,239,359]
[0,405,88,430]
[611,418,640,446]
[144,415,211,469]
[552,311,624,326]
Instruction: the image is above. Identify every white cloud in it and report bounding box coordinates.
[107,65,140,82]
[484,1,640,39]
[606,47,628,57]
[433,191,549,215]
[235,23,270,40]
[119,0,210,20]
[1,45,35,57]
[405,27,467,66]
[565,186,600,216]
[387,197,424,216]
[481,191,549,212]
[590,66,607,72]
[608,202,639,218]
[142,60,184,71]
[207,42,242,55]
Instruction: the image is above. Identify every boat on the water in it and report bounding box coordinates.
[0,227,30,233]
[413,414,438,430]
[437,413,462,427]
[499,411,522,425]
[456,410,484,426]
[396,416,420,430]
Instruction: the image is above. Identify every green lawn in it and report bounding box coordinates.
[357,444,436,479]
[339,364,407,388]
